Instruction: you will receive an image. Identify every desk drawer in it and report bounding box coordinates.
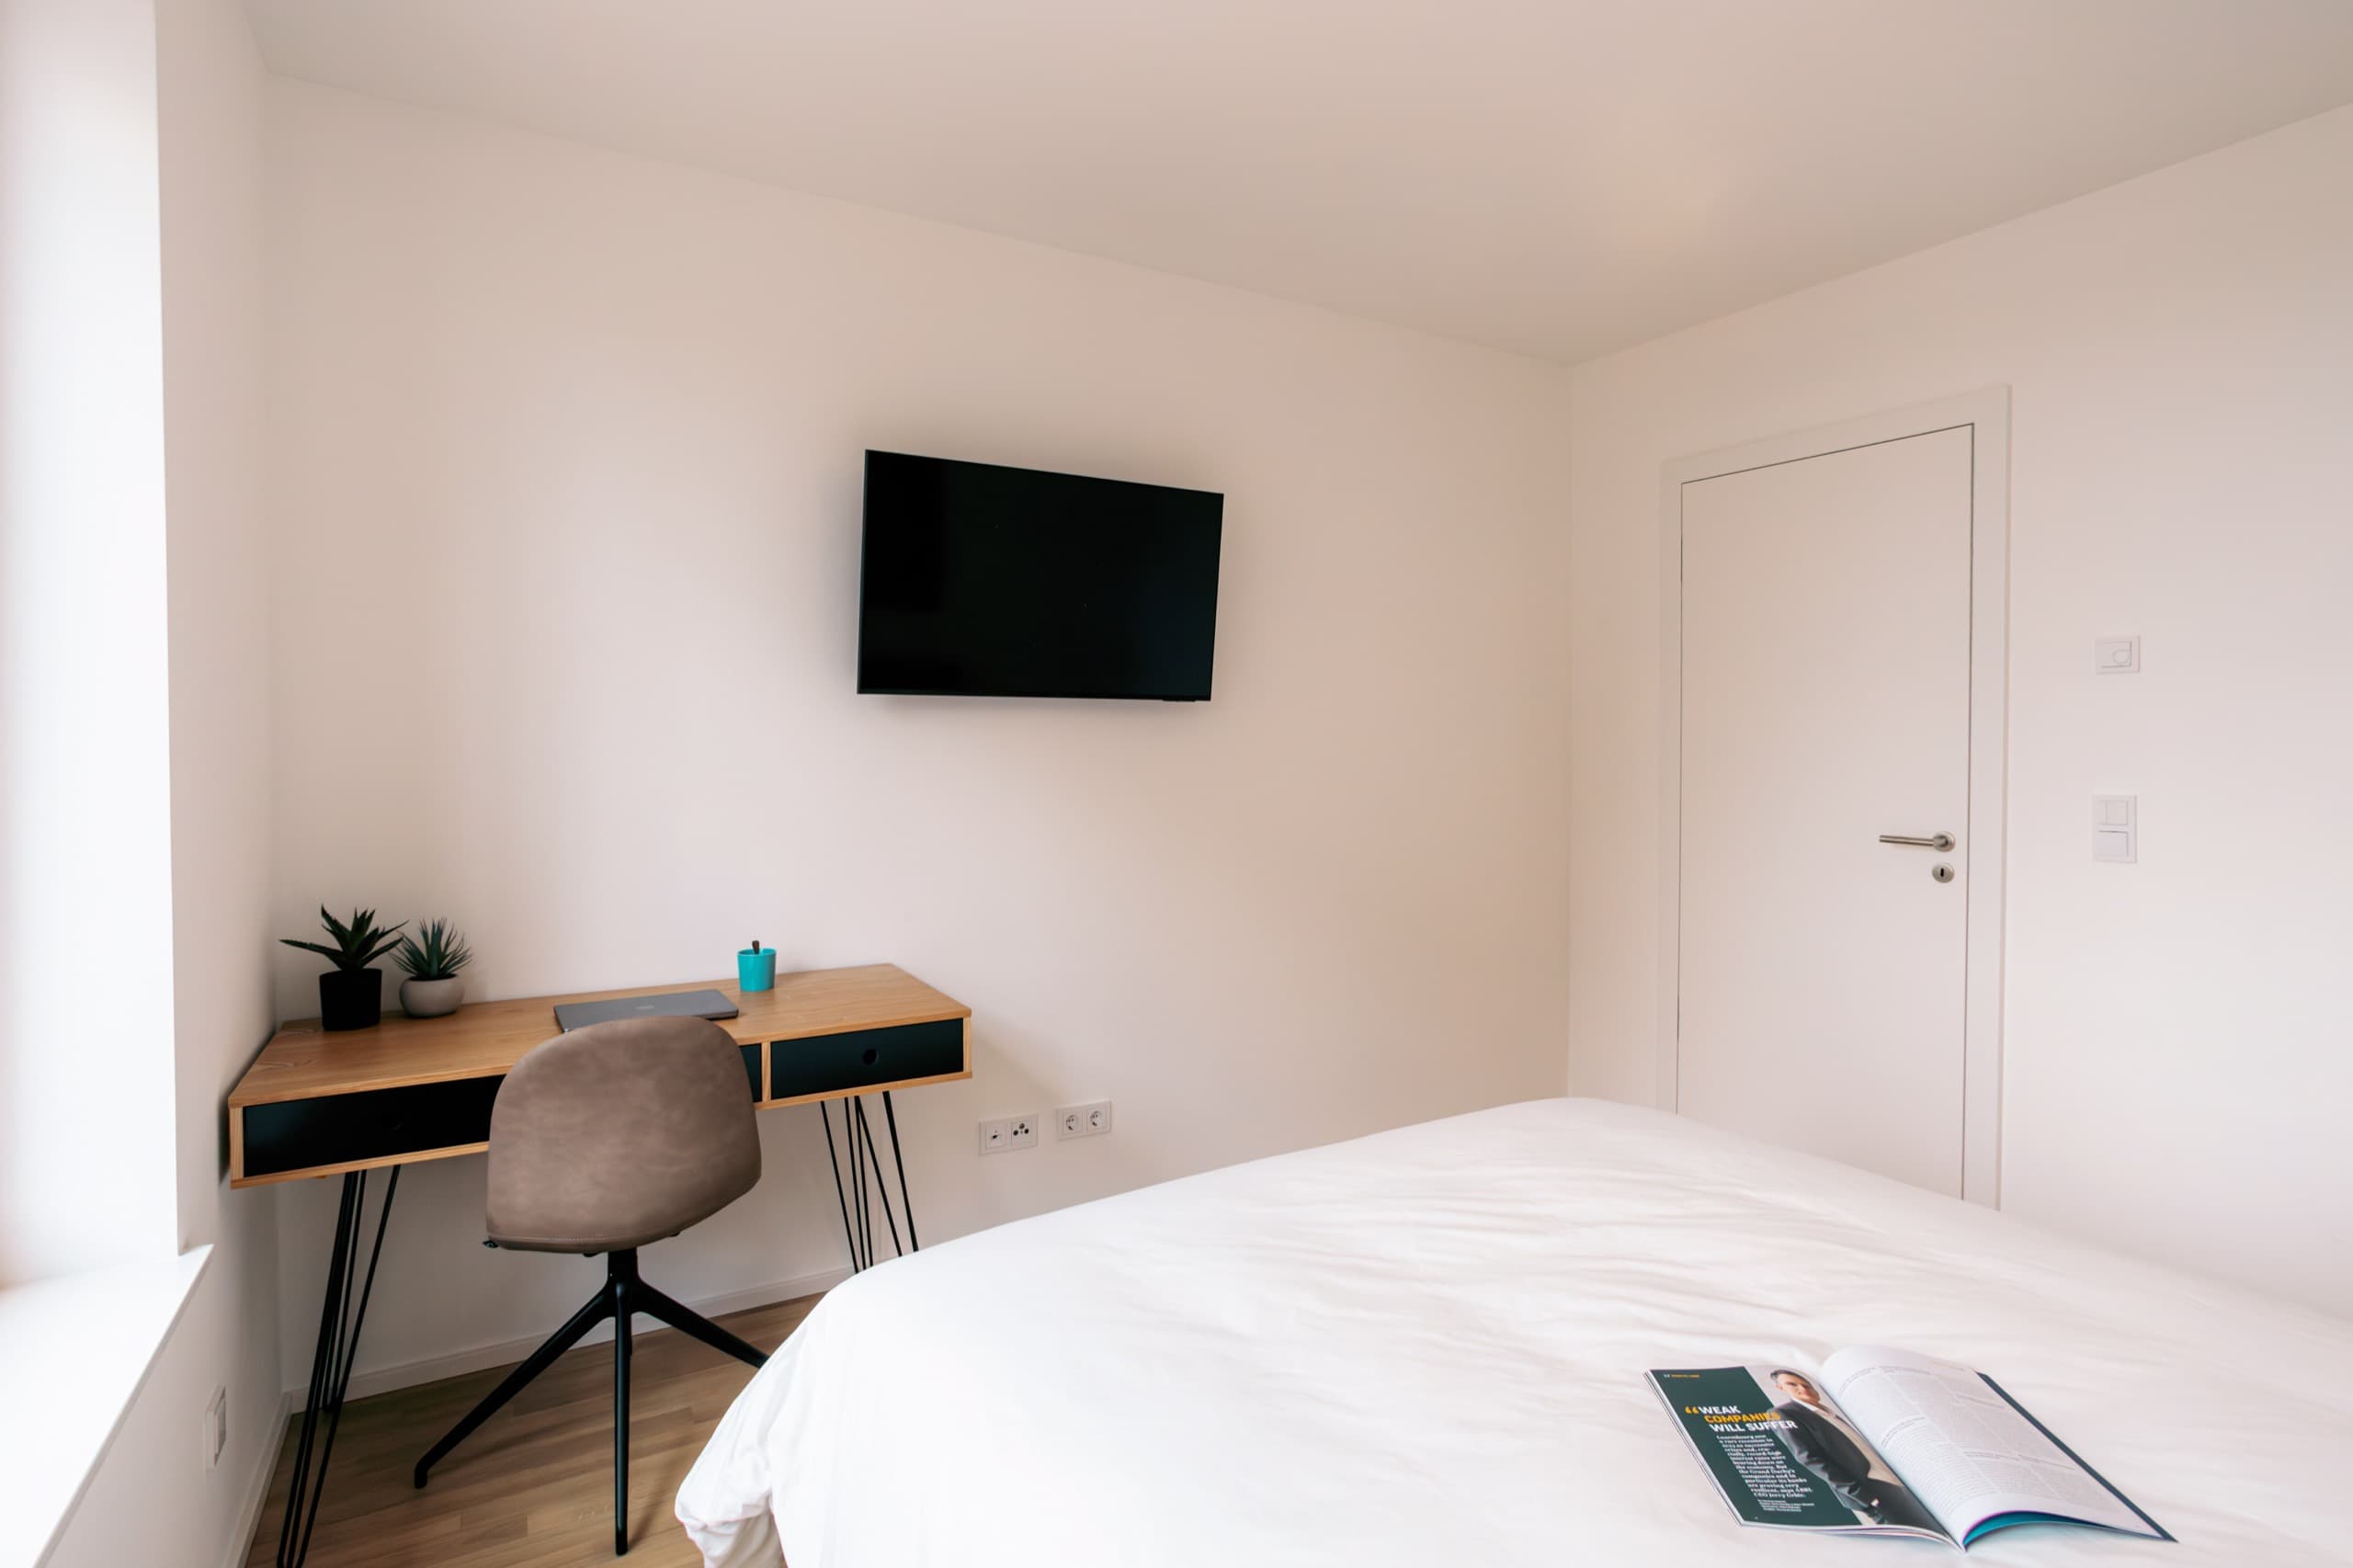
[242,1044,768,1180]
[243,1076,506,1179]
[769,1018,964,1100]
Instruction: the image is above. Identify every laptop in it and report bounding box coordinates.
[553,988,741,1033]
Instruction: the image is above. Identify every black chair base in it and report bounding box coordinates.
[412,1248,768,1555]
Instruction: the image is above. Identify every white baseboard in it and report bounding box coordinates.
[308,1267,850,1405]
[222,1390,293,1568]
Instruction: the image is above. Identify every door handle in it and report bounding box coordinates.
[1879,832,1955,851]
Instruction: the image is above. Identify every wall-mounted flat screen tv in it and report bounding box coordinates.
[857,450,1223,701]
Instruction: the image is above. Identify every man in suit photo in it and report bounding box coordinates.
[1768,1369,1941,1533]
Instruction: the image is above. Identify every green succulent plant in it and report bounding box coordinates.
[394,917,474,982]
[282,906,406,972]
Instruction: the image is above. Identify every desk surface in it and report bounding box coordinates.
[231,962,969,1108]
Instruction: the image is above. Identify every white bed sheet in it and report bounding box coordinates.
[677,1097,2353,1566]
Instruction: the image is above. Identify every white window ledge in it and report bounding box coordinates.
[0,1245,212,1567]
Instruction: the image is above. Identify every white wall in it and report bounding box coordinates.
[264,81,1574,1385]
[0,0,179,1285]
[40,1220,283,1568]
[1568,106,2353,1318]
[50,3,287,1562]
[163,0,276,1259]
[153,0,286,1551]
[44,1251,248,1568]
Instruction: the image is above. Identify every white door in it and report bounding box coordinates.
[1676,426,1973,1196]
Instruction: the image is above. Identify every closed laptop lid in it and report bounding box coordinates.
[553,988,741,1033]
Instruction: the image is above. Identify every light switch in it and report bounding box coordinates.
[2095,635,2140,674]
[2092,795,2136,862]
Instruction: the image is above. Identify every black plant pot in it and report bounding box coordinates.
[320,967,385,1032]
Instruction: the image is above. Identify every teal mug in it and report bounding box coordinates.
[738,945,778,993]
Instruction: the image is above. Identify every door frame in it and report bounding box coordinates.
[1655,389,2010,1206]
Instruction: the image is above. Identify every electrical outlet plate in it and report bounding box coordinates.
[1055,1100,1113,1140]
[2092,795,2137,863]
[202,1385,227,1471]
[979,1114,1040,1153]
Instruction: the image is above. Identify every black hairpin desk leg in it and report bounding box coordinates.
[820,1092,920,1271]
[819,1099,856,1266]
[881,1091,919,1251]
[277,1166,400,1568]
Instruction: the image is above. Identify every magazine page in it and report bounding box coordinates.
[1648,1367,1950,1541]
[1821,1346,2165,1544]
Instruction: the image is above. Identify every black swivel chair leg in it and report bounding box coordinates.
[412,1245,767,1558]
[417,1250,663,1555]
[631,1279,770,1369]
[415,1282,613,1489]
[613,1266,634,1556]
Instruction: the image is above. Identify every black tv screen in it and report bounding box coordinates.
[857,450,1223,700]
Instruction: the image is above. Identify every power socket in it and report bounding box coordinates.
[201,1385,227,1471]
[978,1114,1040,1154]
[1055,1100,1113,1140]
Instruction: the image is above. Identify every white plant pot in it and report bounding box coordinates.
[399,975,466,1018]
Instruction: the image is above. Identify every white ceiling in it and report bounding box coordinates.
[244,0,2353,362]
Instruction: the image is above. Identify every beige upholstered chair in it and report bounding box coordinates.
[412,1017,767,1556]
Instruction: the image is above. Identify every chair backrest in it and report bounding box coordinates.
[485,1016,760,1254]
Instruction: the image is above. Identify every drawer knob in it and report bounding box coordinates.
[860,1047,879,1066]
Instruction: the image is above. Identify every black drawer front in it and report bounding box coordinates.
[244,1075,506,1178]
[770,1018,963,1100]
[246,1047,768,1178]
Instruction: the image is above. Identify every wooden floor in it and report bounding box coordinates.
[244,1293,817,1568]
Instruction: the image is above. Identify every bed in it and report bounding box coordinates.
[676,1097,2352,1565]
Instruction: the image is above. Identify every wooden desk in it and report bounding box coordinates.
[230,962,970,1186]
[235,962,970,1568]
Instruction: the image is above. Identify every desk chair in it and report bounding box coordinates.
[412,1017,770,1554]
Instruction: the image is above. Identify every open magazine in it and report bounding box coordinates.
[1650,1348,2170,1550]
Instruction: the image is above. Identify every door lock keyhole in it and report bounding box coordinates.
[1931,863,1955,883]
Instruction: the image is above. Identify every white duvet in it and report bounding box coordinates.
[677,1097,2353,1565]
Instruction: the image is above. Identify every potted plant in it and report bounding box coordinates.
[394,918,473,1018]
[283,906,406,1031]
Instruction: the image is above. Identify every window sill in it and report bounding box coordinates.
[0,1245,212,1565]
